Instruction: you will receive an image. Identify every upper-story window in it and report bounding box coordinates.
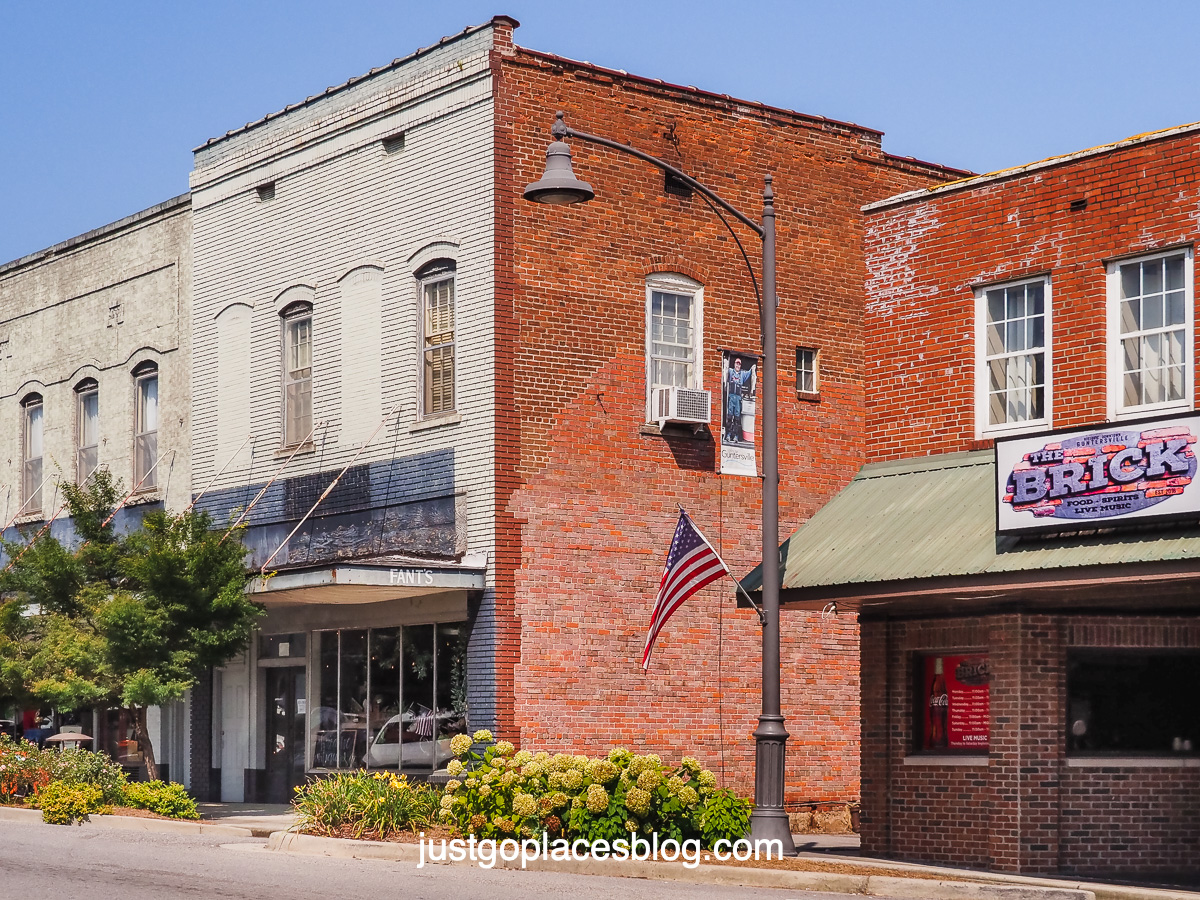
[1108,249,1193,418]
[646,273,703,417]
[22,394,43,515]
[976,277,1050,436]
[418,261,456,417]
[75,379,99,484]
[133,363,158,489]
[281,302,313,446]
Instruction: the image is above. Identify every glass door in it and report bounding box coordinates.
[264,666,306,803]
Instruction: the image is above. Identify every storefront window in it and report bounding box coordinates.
[309,622,468,774]
[914,652,990,753]
[1068,651,1199,755]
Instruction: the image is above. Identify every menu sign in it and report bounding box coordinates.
[920,653,989,752]
[995,414,1200,536]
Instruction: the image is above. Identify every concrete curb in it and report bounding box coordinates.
[0,804,254,837]
[264,831,1108,900]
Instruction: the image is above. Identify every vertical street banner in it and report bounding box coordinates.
[720,350,759,477]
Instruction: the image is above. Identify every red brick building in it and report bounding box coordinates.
[489,19,961,804]
[763,125,1200,877]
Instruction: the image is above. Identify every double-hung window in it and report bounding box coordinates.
[281,303,313,446]
[133,364,158,489]
[75,380,99,484]
[646,273,703,418]
[1108,250,1193,418]
[22,394,43,515]
[976,277,1050,436]
[419,262,456,417]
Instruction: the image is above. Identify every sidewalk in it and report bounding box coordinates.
[197,802,298,837]
[263,830,1199,900]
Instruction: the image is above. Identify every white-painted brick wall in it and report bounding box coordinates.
[190,27,496,570]
[0,197,192,517]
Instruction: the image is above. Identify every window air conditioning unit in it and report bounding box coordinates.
[654,386,711,429]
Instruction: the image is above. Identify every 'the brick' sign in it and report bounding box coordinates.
[995,413,1200,535]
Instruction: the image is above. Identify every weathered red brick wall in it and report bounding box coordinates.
[864,129,1200,459]
[497,34,957,802]
[861,613,1200,877]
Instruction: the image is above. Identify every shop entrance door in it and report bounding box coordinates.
[264,666,306,804]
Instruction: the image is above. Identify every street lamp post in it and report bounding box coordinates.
[523,111,796,854]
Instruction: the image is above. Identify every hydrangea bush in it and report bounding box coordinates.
[440,731,749,848]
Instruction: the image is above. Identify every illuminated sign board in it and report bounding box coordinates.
[995,413,1200,536]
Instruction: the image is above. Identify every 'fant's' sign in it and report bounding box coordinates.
[995,414,1200,535]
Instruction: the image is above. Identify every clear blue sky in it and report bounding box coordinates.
[3,0,1198,264]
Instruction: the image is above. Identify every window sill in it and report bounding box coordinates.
[1112,403,1192,421]
[978,420,1050,440]
[126,490,162,506]
[903,755,989,767]
[276,442,315,458]
[1066,756,1200,768]
[410,412,462,433]
[11,513,45,528]
[639,423,712,441]
[796,391,821,403]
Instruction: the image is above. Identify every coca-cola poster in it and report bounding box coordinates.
[920,653,990,752]
[995,413,1200,536]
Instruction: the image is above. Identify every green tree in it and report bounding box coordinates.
[0,472,260,781]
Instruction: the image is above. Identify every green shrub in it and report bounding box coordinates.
[47,749,128,804]
[293,771,440,839]
[121,780,199,819]
[36,781,108,825]
[440,735,750,848]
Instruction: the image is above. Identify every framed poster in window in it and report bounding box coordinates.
[915,652,990,752]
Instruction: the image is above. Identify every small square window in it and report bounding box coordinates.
[1068,651,1199,755]
[796,347,819,396]
[913,652,990,754]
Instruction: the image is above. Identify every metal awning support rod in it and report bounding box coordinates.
[99,448,177,532]
[185,433,256,513]
[2,473,58,533]
[220,422,325,543]
[259,404,402,574]
[3,499,70,572]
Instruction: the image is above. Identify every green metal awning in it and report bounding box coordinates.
[741,451,1200,613]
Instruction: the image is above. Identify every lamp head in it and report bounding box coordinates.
[523,140,594,206]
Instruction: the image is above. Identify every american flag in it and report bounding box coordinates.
[642,510,730,670]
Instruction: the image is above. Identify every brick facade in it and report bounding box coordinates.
[496,27,959,802]
[861,614,1200,877]
[865,126,1200,460]
[857,127,1200,878]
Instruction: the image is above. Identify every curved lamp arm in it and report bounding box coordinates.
[552,111,764,237]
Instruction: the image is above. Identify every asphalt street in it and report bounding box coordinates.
[0,819,886,900]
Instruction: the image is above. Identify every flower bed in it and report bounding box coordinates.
[439,731,751,848]
[0,734,198,824]
[292,771,441,840]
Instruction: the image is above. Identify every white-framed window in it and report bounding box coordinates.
[22,393,43,515]
[417,260,456,417]
[75,379,99,484]
[133,363,158,489]
[281,302,313,446]
[797,347,819,395]
[975,276,1051,437]
[645,273,704,418]
[1107,248,1193,419]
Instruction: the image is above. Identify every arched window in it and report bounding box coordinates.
[416,260,456,417]
[281,301,313,446]
[75,378,99,483]
[132,362,159,489]
[21,393,44,515]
